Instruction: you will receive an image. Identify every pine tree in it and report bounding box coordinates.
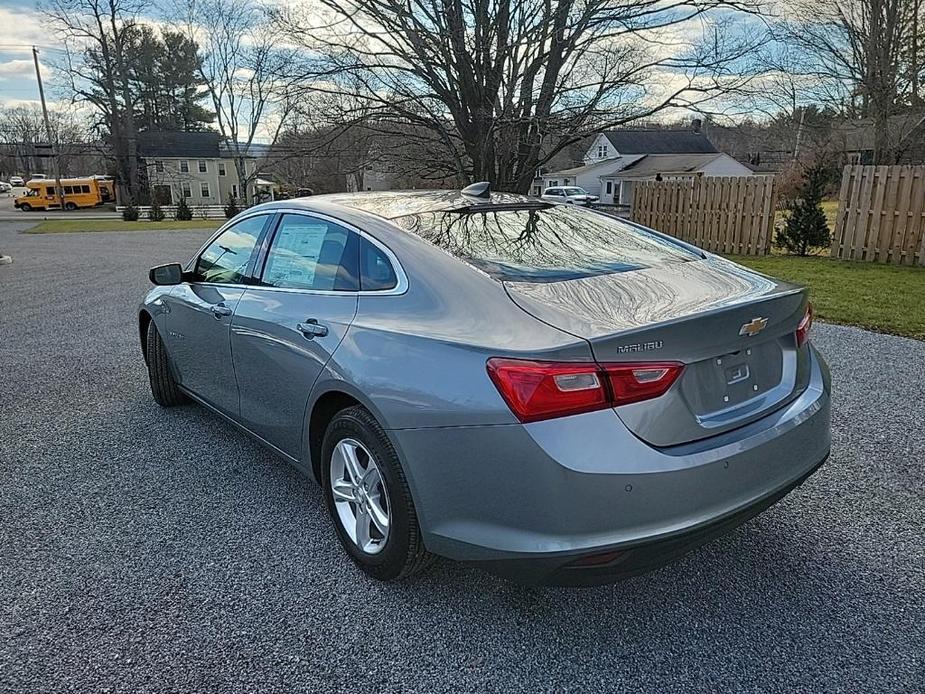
[776,162,832,256]
[224,192,240,219]
[148,195,165,222]
[175,196,193,221]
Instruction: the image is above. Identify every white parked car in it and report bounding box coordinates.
[9,176,24,186]
[29,174,47,181]
[0,181,11,193]
[541,186,599,205]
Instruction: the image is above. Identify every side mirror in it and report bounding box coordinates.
[149,263,184,285]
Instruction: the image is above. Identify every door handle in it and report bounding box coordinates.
[211,303,233,318]
[297,318,329,338]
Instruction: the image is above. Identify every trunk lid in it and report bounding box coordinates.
[505,256,811,446]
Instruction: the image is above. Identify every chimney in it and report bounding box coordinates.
[691,118,702,134]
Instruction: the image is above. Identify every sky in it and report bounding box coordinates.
[0,2,63,108]
[0,0,798,130]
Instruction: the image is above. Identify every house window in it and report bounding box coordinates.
[198,160,207,173]
[549,180,558,187]
[231,184,239,199]
[219,162,226,176]
[200,182,211,198]
[155,160,164,173]
[605,181,613,195]
[613,181,623,204]
[598,144,609,158]
[180,160,189,173]
[182,182,192,198]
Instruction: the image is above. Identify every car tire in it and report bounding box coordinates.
[64,202,77,211]
[321,406,434,581]
[19,203,31,211]
[145,321,187,407]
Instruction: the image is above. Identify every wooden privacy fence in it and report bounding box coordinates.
[832,165,925,265]
[631,176,775,256]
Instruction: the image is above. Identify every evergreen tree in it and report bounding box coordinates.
[130,26,215,133]
[776,162,832,256]
[148,195,165,221]
[175,196,193,221]
[224,192,240,219]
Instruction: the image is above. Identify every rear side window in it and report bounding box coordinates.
[395,205,700,283]
[260,214,359,291]
[359,237,397,291]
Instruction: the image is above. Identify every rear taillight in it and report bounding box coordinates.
[796,303,813,347]
[486,358,684,423]
[604,363,685,406]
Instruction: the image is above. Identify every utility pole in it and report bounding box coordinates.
[32,46,64,210]
[793,107,806,161]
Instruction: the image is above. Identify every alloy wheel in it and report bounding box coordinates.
[329,438,390,554]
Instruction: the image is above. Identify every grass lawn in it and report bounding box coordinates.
[24,219,222,234]
[728,253,925,340]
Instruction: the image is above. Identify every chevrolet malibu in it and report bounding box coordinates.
[139,183,830,585]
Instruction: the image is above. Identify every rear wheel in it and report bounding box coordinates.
[321,406,433,581]
[145,321,187,407]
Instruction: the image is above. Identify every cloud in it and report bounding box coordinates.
[0,6,49,47]
[0,59,37,80]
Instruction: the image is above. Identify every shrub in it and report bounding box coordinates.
[224,193,240,219]
[122,204,139,222]
[175,196,193,221]
[776,162,832,256]
[148,197,165,222]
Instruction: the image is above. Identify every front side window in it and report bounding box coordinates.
[194,215,268,284]
[260,214,359,291]
[395,205,700,283]
[180,160,189,173]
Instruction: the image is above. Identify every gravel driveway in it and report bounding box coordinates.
[1,223,922,693]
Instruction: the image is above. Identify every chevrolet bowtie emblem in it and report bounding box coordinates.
[739,317,769,337]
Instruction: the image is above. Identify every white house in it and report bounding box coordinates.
[538,126,754,207]
[138,131,269,206]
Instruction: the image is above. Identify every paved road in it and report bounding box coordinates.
[0,223,922,693]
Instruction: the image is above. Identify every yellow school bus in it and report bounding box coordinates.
[14,178,106,211]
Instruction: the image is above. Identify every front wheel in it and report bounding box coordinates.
[64,202,77,211]
[322,406,433,581]
[19,203,31,211]
[145,321,187,407]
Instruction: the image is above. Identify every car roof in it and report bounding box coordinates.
[251,190,539,221]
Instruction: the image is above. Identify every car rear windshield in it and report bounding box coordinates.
[394,205,701,282]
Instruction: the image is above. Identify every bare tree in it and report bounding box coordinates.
[44,0,144,201]
[276,0,765,192]
[0,104,97,177]
[778,0,925,163]
[176,0,297,204]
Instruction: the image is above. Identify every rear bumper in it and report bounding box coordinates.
[390,346,831,584]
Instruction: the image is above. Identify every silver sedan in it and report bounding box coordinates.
[140,183,830,585]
